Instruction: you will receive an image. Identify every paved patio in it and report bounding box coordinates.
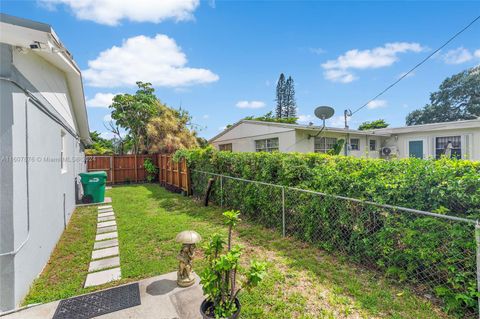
[2,272,204,319]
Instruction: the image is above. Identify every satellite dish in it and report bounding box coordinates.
[314,106,335,121]
[308,105,335,140]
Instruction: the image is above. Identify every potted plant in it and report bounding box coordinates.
[200,210,267,319]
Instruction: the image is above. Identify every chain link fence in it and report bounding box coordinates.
[190,169,479,318]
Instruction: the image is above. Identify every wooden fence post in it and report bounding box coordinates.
[110,156,114,184]
[134,154,138,183]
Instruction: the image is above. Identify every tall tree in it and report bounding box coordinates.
[406,66,480,125]
[85,131,114,155]
[146,105,198,153]
[110,82,159,154]
[275,73,286,118]
[283,76,297,118]
[358,119,389,130]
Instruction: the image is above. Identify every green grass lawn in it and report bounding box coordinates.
[24,184,452,318]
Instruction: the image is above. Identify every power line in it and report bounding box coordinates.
[351,14,480,116]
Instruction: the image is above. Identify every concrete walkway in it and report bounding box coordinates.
[2,272,204,319]
[84,205,122,287]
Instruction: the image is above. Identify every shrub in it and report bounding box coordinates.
[143,158,158,182]
[201,210,267,318]
[176,147,480,316]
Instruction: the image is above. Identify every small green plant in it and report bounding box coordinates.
[326,138,345,155]
[200,210,267,318]
[144,158,158,182]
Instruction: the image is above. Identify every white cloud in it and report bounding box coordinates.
[83,34,219,88]
[327,115,347,128]
[86,92,117,108]
[475,50,480,58]
[103,114,112,122]
[398,71,415,79]
[40,0,199,26]
[235,100,266,109]
[297,114,315,124]
[322,42,425,83]
[218,126,227,131]
[310,47,326,55]
[202,114,209,119]
[367,99,388,109]
[324,69,357,83]
[442,47,473,64]
[327,115,360,129]
[99,131,114,139]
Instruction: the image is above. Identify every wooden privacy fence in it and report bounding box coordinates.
[86,154,158,184]
[158,154,190,194]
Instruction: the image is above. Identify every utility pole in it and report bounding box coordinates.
[344,109,352,156]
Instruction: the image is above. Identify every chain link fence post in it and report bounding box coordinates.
[282,186,285,237]
[476,221,480,316]
[220,175,223,207]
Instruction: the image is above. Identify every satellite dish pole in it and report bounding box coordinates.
[308,106,335,140]
[344,109,352,155]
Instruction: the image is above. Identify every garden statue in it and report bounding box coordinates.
[175,230,202,287]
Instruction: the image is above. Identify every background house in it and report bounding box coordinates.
[210,119,480,160]
[0,14,91,311]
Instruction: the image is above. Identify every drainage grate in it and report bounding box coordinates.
[52,283,141,319]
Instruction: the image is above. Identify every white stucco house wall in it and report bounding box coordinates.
[210,118,480,160]
[0,14,91,311]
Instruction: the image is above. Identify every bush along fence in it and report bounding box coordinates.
[174,148,480,318]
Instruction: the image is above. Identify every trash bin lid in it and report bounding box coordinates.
[79,171,108,178]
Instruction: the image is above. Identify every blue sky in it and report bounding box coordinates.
[2,1,480,139]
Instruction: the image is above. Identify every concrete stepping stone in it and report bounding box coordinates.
[97,225,117,234]
[94,238,118,250]
[98,212,114,217]
[98,208,114,213]
[98,205,112,210]
[98,215,116,222]
[84,267,121,287]
[98,220,116,228]
[92,246,119,260]
[95,232,118,241]
[88,256,120,272]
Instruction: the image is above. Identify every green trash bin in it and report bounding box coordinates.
[79,171,107,203]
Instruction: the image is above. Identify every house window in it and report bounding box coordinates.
[255,138,279,152]
[219,143,232,151]
[61,130,67,173]
[350,138,360,151]
[369,140,377,151]
[435,136,461,159]
[314,137,337,153]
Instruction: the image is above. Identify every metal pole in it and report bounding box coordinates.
[282,187,285,237]
[220,176,223,207]
[475,221,480,316]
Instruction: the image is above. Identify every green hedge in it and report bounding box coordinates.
[175,148,480,316]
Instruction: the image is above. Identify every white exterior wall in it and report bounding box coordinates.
[212,122,296,152]
[13,50,76,129]
[212,123,386,158]
[11,92,84,305]
[1,45,86,310]
[383,128,479,160]
[211,121,479,161]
